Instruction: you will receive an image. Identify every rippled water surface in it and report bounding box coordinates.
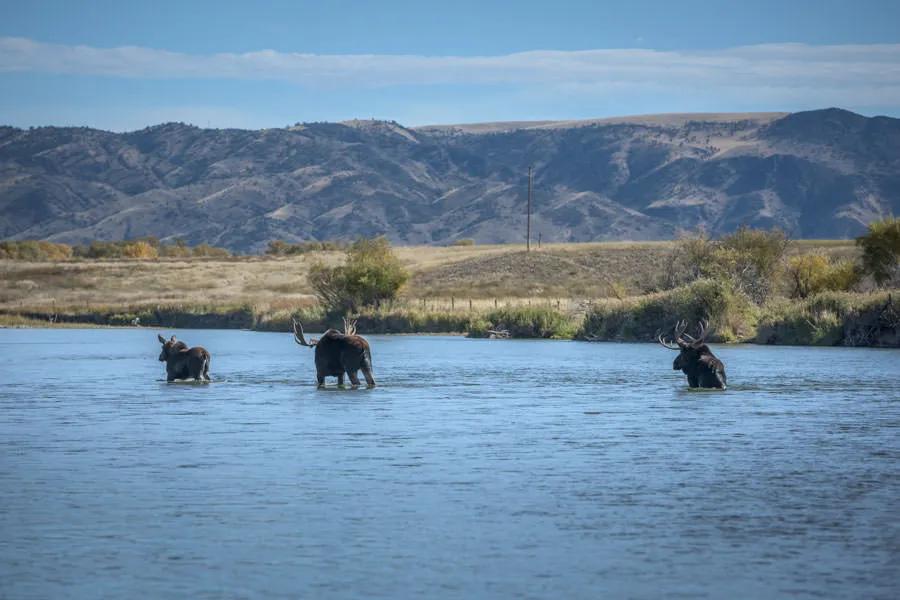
[1,328,899,599]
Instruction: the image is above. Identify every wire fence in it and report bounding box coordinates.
[396,296,588,313]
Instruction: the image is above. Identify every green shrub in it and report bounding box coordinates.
[785,254,860,298]
[757,291,899,346]
[666,227,788,303]
[579,279,757,342]
[309,237,409,314]
[354,308,474,334]
[473,306,576,339]
[857,217,900,286]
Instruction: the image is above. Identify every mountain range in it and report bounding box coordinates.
[1,108,898,252]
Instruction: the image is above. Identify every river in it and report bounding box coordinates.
[1,328,898,598]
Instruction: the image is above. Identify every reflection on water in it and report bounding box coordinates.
[1,328,899,599]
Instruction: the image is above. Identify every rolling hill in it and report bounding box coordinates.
[1,108,898,252]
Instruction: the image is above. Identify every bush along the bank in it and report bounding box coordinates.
[785,254,860,299]
[578,279,758,343]
[468,306,577,339]
[663,227,788,303]
[310,237,409,314]
[856,217,900,287]
[4,304,257,329]
[756,291,900,347]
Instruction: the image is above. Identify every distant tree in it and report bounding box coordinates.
[191,244,230,258]
[309,237,408,314]
[666,227,789,303]
[266,240,290,255]
[159,239,191,258]
[785,254,860,298]
[0,240,73,261]
[121,241,158,259]
[266,239,348,256]
[857,217,900,286]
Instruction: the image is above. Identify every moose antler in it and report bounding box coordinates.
[342,317,358,336]
[693,319,711,344]
[657,320,688,350]
[292,318,318,347]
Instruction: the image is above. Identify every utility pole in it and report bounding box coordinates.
[526,165,533,251]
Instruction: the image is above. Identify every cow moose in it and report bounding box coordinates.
[657,320,727,389]
[157,334,211,382]
[292,317,376,387]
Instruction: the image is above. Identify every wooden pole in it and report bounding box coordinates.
[526,165,533,252]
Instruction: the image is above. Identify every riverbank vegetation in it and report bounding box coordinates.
[2,223,898,346]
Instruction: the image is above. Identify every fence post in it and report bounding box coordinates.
[451,297,455,310]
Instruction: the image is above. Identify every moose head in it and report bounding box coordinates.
[157,334,188,362]
[657,320,727,389]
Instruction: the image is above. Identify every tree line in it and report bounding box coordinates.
[0,238,231,260]
[665,217,899,301]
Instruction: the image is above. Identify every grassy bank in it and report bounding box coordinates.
[578,279,757,343]
[757,291,899,347]
[7,291,896,348]
[579,283,898,347]
[0,303,574,338]
[2,240,897,346]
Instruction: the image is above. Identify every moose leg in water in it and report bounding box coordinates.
[361,365,376,387]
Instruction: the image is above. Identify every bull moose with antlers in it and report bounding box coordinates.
[657,320,727,389]
[292,317,376,387]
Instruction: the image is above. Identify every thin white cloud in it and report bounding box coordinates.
[1,37,899,94]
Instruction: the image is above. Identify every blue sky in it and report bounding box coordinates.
[1,0,899,130]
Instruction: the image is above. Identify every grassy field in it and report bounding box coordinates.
[5,239,889,346]
[0,240,859,315]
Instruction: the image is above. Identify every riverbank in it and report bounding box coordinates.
[3,240,896,346]
[3,288,897,347]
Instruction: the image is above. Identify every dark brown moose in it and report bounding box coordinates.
[157,334,211,382]
[292,317,376,387]
[657,320,727,389]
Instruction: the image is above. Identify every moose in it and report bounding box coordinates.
[292,317,376,387]
[657,320,727,389]
[157,334,211,382]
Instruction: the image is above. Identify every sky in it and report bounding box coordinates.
[1,0,899,131]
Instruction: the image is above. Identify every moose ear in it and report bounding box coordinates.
[158,334,166,344]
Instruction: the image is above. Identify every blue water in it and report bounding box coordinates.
[1,328,898,599]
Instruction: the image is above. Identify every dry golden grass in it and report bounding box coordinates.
[1,240,858,315]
